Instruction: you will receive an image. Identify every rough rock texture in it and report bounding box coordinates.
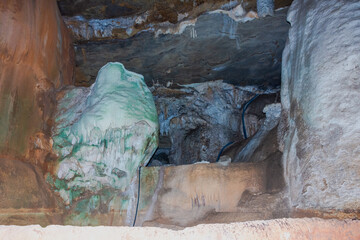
[222,103,281,163]
[57,0,292,21]
[1,218,359,239]
[0,158,56,209]
[152,81,278,164]
[72,8,289,88]
[63,3,260,41]
[6,160,282,227]
[52,63,158,201]
[137,162,287,227]
[0,0,74,163]
[0,158,62,226]
[281,0,360,210]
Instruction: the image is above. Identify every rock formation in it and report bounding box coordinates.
[139,161,287,227]
[0,0,74,164]
[281,0,360,211]
[52,62,159,202]
[151,81,279,165]
[221,103,282,163]
[70,6,289,88]
[57,0,293,25]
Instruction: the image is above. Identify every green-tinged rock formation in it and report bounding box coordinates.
[52,62,159,205]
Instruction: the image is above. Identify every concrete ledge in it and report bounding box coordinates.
[0,218,359,240]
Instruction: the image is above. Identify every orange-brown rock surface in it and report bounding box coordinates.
[0,0,74,165]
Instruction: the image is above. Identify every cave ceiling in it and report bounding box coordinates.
[57,0,293,88]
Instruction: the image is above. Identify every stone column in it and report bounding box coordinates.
[281,0,360,211]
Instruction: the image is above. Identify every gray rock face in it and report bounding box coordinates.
[152,81,278,164]
[281,0,360,210]
[74,8,289,88]
[222,103,281,163]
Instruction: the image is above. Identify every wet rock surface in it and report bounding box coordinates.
[72,8,289,88]
[281,0,360,211]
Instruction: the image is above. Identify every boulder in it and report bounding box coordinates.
[281,0,360,210]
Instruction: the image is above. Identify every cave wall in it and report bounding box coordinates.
[281,0,360,211]
[0,0,74,164]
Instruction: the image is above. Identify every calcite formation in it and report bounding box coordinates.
[281,0,360,210]
[0,0,74,162]
[52,62,158,200]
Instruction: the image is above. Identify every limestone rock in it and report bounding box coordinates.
[52,62,159,196]
[0,0,74,162]
[281,0,360,210]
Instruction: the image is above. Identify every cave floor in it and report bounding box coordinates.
[0,218,359,240]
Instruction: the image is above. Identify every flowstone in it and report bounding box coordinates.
[52,62,158,200]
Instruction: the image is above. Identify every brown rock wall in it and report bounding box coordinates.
[0,0,74,163]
